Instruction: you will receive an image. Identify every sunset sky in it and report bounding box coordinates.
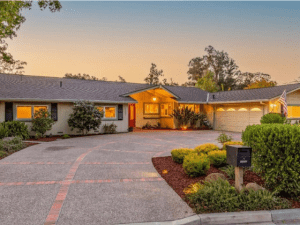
[6,1,300,85]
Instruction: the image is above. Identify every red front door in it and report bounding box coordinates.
[128,104,136,127]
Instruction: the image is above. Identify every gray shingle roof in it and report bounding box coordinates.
[1,74,299,104]
[208,83,300,103]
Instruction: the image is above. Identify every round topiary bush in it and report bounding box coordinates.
[260,113,286,124]
[207,150,227,167]
[183,153,210,177]
[195,143,219,154]
[171,148,194,164]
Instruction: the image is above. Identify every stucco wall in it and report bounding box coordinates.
[0,102,5,122]
[130,91,176,128]
[4,102,128,136]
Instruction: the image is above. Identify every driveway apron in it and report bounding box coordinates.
[0,131,242,225]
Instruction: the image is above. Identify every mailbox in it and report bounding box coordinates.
[226,145,252,167]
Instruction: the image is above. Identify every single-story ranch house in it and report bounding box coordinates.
[1,73,300,135]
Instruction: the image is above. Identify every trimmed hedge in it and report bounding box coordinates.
[183,153,210,177]
[207,150,227,167]
[195,143,219,154]
[171,148,194,164]
[242,124,300,197]
[1,121,29,140]
[260,113,286,124]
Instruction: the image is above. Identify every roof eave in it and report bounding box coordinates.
[0,98,138,104]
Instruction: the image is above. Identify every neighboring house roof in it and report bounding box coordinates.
[0,74,299,104]
[208,83,300,103]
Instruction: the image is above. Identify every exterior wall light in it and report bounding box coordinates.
[153,97,157,101]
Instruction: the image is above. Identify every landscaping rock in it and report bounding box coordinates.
[245,182,265,191]
[205,173,227,182]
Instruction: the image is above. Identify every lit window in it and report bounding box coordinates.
[288,106,300,118]
[217,108,225,112]
[17,106,32,119]
[161,103,172,116]
[145,103,159,114]
[251,108,262,112]
[238,108,247,111]
[227,108,236,111]
[97,106,116,119]
[105,107,116,118]
[34,106,48,114]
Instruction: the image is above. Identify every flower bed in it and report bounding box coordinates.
[152,156,300,212]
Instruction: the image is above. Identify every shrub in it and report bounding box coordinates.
[171,148,194,164]
[194,143,219,154]
[0,136,25,153]
[171,107,194,128]
[68,100,102,135]
[242,124,300,197]
[62,134,70,139]
[0,124,9,139]
[31,109,55,137]
[186,179,291,213]
[34,132,42,140]
[216,132,232,144]
[103,123,117,134]
[260,113,286,124]
[220,165,235,179]
[223,141,244,150]
[1,121,29,139]
[183,153,210,177]
[0,150,8,158]
[207,150,227,167]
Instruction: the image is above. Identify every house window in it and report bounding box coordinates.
[195,105,200,113]
[16,106,32,119]
[238,108,248,111]
[250,108,262,112]
[144,103,159,114]
[287,106,300,118]
[161,103,172,116]
[227,108,236,111]
[33,106,48,115]
[217,108,225,112]
[97,106,116,119]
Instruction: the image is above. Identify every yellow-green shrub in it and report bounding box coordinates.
[171,148,194,164]
[195,143,219,154]
[183,153,210,177]
[208,150,227,167]
[223,141,244,150]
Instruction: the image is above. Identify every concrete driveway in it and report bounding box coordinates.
[0,130,241,225]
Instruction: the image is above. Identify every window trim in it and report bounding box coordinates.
[160,102,172,117]
[15,104,49,121]
[143,102,160,115]
[96,105,117,120]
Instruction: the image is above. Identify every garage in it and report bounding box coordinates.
[215,105,264,132]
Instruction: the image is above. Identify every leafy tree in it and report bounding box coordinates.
[117,75,126,82]
[244,78,277,89]
[196,71,219,92]
[68,100,102,135]
[31,108,55,137]
[0,58,27,74]
[162,78,179,86]
[0,1,61,64]
[144,63,164,85]
[188,46,240,90]
[64,73,99,80]
[181,81,196,87]
[236,72,275,89]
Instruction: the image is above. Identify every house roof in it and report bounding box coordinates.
[208,83,300,103]
[0,73,299,104]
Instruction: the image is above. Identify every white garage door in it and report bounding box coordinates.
[215,106,263,132]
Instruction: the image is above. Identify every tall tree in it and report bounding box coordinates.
[144,63,164,85]
[64,73,99,80]
[117,75,126,82]
[0,58,27,74]
[162,78,179,86]
[196,71,219,92]
[244,78,277,89]
[0,1,61,65]
[188,46,240,91]
[236,72,275,89]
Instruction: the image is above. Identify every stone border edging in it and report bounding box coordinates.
[121,209,300,225]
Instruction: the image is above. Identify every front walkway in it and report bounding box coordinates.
[0,130,241,225]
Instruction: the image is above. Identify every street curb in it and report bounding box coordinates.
[121,209,300,225]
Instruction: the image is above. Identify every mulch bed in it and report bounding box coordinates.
[152,156,300,208]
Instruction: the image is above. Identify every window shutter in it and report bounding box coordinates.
[51,103,58,121]
[5,102,13,121]
[118,104,123,120]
